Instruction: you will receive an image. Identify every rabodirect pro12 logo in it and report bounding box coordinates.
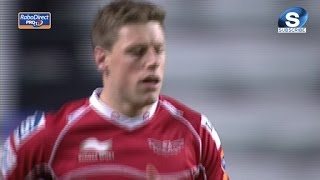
[18,12,51,29]
[278,7,308,33]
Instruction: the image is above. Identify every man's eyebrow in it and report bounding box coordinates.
[124,42,165,53]
[153,42,164,47]
[126,42,164,48]
[126,43,148,48]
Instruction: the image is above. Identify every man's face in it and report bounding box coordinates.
[106,21,166,107]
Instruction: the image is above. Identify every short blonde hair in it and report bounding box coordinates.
[91,0,166,50]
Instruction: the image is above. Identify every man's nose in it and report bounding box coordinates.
[145,49,160,70]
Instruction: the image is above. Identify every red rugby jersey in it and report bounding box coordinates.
[1,88,229,180]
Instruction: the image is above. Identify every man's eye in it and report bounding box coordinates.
[155,47,164,54]
[130,48,146,56]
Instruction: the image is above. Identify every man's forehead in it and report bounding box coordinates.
[119,21,163,33]
[117,22,165,45]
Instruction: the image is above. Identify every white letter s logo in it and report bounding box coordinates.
[285,12,300,27]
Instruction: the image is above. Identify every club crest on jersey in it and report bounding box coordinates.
[78,138,114,163]
[148,138,184,156]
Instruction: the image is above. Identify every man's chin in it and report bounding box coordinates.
[134,88,160,106]
[144,94,158,105]
[140,92,159,106]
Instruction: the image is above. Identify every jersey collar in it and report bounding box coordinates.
[89,88,158,128]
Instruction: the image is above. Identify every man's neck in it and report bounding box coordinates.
[99,88,151,118]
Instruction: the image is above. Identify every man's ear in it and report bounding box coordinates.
[94,46,110,72]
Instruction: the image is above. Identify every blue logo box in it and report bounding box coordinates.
[18,12,51,29]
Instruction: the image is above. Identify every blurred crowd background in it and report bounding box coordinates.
[1,0,320,179]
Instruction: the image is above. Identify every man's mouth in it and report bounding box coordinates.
[141,75,161,87]
[142,76,160,84]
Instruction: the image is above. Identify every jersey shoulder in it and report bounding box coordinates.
[11,98,90,150]
[159,95,202,128]
[45,97,90,127]
[159,95,218,141]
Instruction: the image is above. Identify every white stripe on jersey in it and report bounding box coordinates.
[201,114,221,150]
[13,112,45,149]
[1,137,17,178]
